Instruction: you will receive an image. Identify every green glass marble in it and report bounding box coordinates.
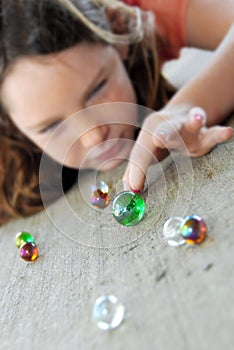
[15,231,35,248]
[112,191,146,226]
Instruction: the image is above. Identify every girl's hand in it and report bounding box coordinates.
[123,106,233,191]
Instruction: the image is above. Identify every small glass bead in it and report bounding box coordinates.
[92,295,125,331]
[179,214,207,244]
[15,231,35,248]
[19,242,39,262]
[91,181,110,208]
[163,217,186,247]
[112,191,146,226]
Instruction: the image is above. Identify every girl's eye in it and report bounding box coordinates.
[88,79,107,100]
[40,120,62,134]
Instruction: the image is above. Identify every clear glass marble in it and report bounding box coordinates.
[92,295,125,330]
[163,217,186,247]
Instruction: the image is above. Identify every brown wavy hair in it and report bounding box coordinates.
[0,0,174,226]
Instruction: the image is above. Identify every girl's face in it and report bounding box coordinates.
[1,43,137,171]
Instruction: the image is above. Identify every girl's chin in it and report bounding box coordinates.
[64,148,132,171]
[75,157,127,172]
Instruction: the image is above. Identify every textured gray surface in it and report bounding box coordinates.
[1,51,234,350]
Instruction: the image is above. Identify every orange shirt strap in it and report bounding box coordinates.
[123,0,189,60]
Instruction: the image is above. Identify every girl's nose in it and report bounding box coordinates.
[79,124,110,148]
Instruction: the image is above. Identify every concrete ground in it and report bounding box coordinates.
[0,49,234,350]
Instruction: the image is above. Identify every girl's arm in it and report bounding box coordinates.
[123,0,234,191]
[167,22,234,125]
[186,0,234,50]
[181,0,234,122]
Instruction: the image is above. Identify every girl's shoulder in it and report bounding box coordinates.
[122,0,141,5]
[122,0,189,60]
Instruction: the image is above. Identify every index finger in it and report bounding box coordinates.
[123,123,167,191]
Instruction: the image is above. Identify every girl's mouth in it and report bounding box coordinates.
[95,136,127,162]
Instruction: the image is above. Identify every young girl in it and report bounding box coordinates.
[0,0,233,226]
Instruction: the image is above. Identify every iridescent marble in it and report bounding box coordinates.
[91,190,110,208]
[19,242,39,262]
[15,231,35,248]
[163,217,186,247]
[112,191,146,226]
[92,295,125,330]
[91,181,110,208]
[179,214,207,244]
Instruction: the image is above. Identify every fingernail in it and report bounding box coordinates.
[155,130,167,141]
[190,107,207,124]
[121,179,131,192]
[131,188,142,194]
[157,130,167,137]
[129,167,145,194]
[193,113,204,121]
